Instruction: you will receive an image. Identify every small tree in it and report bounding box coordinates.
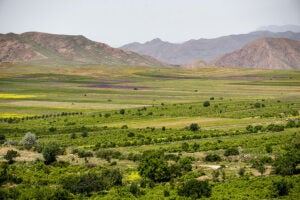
[189,123,200,132]
[42,142,61,164]
[21,132,37,150]
[120,109,125,115]
[138,150,171,182]
[4,150,20,164]
[203,101,210,107]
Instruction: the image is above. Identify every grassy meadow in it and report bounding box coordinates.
[0,64,299,199]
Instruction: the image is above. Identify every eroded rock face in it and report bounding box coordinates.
[0,32,167,67]
[212,38,300,69]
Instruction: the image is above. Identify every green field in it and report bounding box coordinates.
[0,64,300,199]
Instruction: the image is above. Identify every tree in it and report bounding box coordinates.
[203,101,210,107]
[178,179,211,199]
[189,123,200,132]
[138,150,171,182]
[42,143,61,164]
[4,150,20,164]
[21,132,37,150]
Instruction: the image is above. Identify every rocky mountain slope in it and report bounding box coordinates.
[120,31,300,65]
[212,38,300,69]
[0,32,167,67]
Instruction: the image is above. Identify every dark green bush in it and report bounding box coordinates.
[138,150,171,182]
[205,154,221,162]
[178,179,211,199]
[189,123,200,132]
[203,101,210,107]
[272,178,293,197]
[4,150,20,164]
[224,147,239,156]
[42,142,61,164]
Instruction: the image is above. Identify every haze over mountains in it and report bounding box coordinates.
[121,31,300,65]
[0,32,166,67]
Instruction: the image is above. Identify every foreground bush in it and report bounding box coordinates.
[178,179,211,199]
[61,169,122,194]
[42,142,62,165]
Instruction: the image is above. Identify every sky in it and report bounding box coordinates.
[0,0,299,47]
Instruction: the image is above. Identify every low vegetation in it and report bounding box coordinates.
[0,66,299,199]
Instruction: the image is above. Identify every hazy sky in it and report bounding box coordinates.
[0,0,299,47]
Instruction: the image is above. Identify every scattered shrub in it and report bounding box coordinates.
[203,101,210,107]
[21,132,37,150]
[178,179,211,198]
[224,147,239,156]
[189,123,200,132]
[205,154,221,162]
[4,150,20,164]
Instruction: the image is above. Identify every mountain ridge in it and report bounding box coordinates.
[120,31,300,65]
[211,37,300,69]
[0,32,168,67]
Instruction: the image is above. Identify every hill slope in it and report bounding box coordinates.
[212,38,300,69]
[0,32,167,67]
[120,31,300,64]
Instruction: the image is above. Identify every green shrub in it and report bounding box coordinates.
[61,169,122,194]
[4,150,20,164]
[178,179,211,199]
[205,154,221,162]
[21,132,37,150]
[178,156,193,172]
[224,147,239,156]
[272,178,293,197]
[203,101,210,107]
[42,142,61,164]
[77,150,93,158]
[138,150,171,182]
[189,123,200,132]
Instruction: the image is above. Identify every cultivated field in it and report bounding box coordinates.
[0,64,299,199]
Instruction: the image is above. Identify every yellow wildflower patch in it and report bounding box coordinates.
[0,113,34,118]
[124,171,141,181]
[0,93,37,99]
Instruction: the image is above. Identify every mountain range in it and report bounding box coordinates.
[0,32,166,67]
[120,31,300,65]
[1,30,300,70]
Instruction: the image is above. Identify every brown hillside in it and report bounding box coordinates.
[0,32,167,67]
[212,38,300,69]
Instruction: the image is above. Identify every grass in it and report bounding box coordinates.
[0,64,299,199]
